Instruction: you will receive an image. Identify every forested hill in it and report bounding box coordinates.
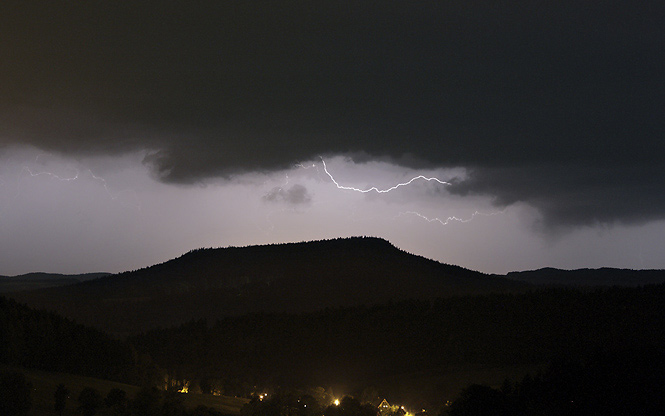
[8,237,523,334]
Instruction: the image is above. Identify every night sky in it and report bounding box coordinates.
[1,1,664,275]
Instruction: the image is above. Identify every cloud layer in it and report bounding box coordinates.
[1,1,664,228]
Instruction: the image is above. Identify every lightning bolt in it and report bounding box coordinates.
[315,157,506,227]
[3,163,142,211]
[85,169,141,210]
[397,209,505,226]
[30,167,140,209]
[320,158,451,193]
[263,157,506,235]
[0,167,77,208]
[22,166,80,181]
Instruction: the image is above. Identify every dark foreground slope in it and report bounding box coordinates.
[131,284,665,409]
[1,295,248,414]
[0,296,142,384]
[1,365,247,416]
[9,237,523,334]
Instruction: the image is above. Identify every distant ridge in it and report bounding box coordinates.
[8,237,523,333]
[504,267,665,287]
[0,272,110,293]
[2,272,110,281]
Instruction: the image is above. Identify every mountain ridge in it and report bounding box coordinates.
[9,237,664,334]
[85,236,491,289]
[8,237,521,333]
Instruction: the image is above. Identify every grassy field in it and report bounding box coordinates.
[1,365,248,415]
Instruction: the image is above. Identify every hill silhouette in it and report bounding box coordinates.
[504,267,665,286]
[8,237,523,334]
[0,272,110,293]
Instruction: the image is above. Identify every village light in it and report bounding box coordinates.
[178,381,190,393]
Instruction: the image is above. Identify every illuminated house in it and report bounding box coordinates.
[378,399,407,416]
[379,399,390,411]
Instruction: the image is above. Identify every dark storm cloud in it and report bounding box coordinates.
[449,164,665,228]
[1,1,664,227]
[263,184,312,205]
